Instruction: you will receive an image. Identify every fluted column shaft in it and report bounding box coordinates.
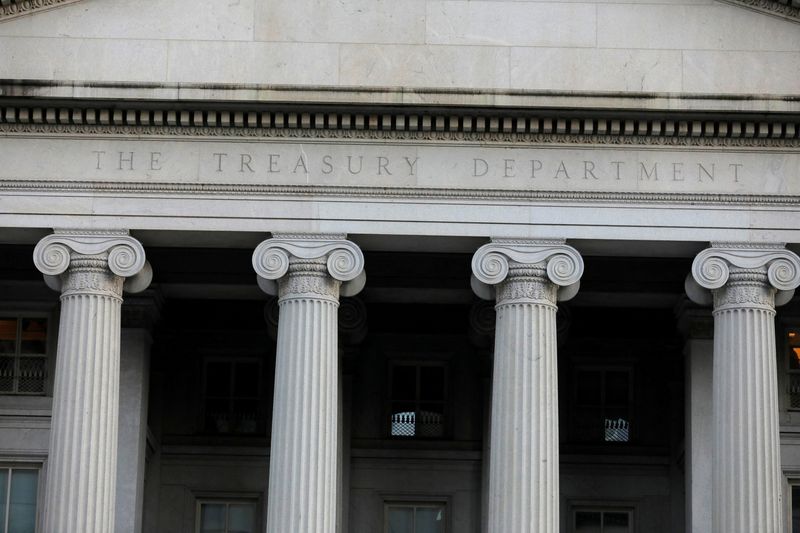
[269,260,339,532]
[491,264,559,531]
[688,243,800,533]
[713,275,780,533]
[472,239,583,533]
[253,234,365,533]
[33,231,150,533]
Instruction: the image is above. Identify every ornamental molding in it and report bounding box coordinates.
[32,229,151,295]
[1,179,799,207]
[252,234,366,299]
[719,0,800,23]
[1,105,799,148]
[0,0,83,22]
[471,239,584,303]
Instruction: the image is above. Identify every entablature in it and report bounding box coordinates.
[1,98,799,244]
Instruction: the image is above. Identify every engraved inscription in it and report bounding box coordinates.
[3,136,796,196]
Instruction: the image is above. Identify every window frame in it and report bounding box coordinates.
[0,462,43,533]
[784,328,800,411]
[0,313,51,397]
[569,502,636,533]
[570,362,635,444]
[195,497,260,533]
[200,356,264,436]
[383,500,448,533]
[386,359,449,440]
[784,474,800,533]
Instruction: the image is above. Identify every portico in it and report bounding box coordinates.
[0,96,799,533]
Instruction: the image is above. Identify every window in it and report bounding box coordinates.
[388,362,446,438]
[792,485,800,533]
[0,467,38,533]
[573,366,632,443]
[787,330,800,409]
[573,507,633,533]
[203,358,262,435]
[385,503,446,533]
[0,317,47,395]
[197,501,256,533]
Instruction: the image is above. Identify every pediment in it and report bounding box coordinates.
[718,0,800,23]
[0,0,83,22]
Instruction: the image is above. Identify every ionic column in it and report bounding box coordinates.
[253,234,365,533]
[686,243,800,533]
[471,239,583,533]
[33,230,152,533]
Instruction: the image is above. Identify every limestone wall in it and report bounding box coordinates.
[0,0,797,100]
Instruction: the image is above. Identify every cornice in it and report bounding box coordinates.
[0,104,798,148]
[3,81,800,114]
[719,0,800,23]
[0,0,82,22]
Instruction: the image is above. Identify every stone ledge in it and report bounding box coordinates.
[3,81,800,114]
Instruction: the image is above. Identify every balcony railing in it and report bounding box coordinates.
[391,411,444,438]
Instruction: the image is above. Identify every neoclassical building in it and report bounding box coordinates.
[1,1,800,532]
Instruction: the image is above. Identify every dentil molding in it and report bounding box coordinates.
[1,104,799,148]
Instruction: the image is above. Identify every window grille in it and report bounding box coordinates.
[0,317,47,395]
[604,418,630,443]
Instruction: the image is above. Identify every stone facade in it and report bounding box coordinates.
[0,1,799,532]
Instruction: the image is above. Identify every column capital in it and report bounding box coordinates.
[252,233,366,298]
[470,239,584,302]
[33,229,152,295]
[686,242,800,308]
